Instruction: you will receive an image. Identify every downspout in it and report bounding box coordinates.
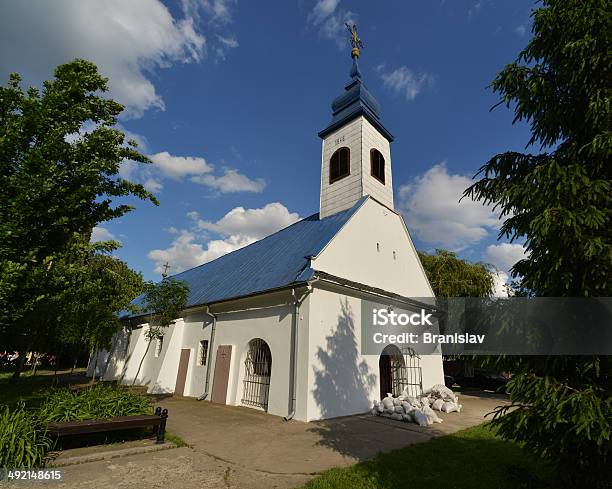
[197,305,217,401]
[284,284,312,421]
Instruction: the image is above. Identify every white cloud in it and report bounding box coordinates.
[515,24,527,37]
[216,35,239,49]
[491,270,512,297]
[308,0,356,48]
[397,162,501,250]
[483,243,527,272]
[91,226,117,242]
[191,169,266,193]
[0,0,238,119]
[149,152,213,179]
[143,178,164,193]
[121,149,265,195]
[194,203,300,238]
[379,65,435,101]
[148,203,300,274]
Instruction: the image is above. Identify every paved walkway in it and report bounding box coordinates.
[31,392,506,489]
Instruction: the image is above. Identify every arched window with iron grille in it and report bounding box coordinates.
[379,345,422,398]
[241,338,272,410]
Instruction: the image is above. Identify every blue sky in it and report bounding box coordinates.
[1,0,535,282]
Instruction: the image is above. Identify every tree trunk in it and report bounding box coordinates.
[9,351,26,384]
[132,340,152,386]
[90,345,99,384]
[31,353,39,376]
[53,347,62,385]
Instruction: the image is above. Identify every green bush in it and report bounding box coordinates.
[0,404,51,468]
[38,385,152,422]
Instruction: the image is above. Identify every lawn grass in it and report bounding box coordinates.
[0,369,89,408]
[301,423,557,489]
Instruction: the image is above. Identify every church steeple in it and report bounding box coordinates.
[318,25,395,219]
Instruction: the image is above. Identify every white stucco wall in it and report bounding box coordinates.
[305,285,444,421]
[313,197,434,298]
[207,301,295,418]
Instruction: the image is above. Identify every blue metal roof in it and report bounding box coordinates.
[318,58,393,142]
[126,197,367,318]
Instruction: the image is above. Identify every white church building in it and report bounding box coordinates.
[91,46,444,422]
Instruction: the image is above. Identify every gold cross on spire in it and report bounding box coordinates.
[345,23,364,58]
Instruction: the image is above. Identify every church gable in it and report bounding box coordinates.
[311,197,434,298]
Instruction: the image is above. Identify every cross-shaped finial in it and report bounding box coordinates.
[161,262,171,279]
[345,23,364,58]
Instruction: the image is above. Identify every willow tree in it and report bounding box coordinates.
[463,1,611,486]
[418,249,494,298]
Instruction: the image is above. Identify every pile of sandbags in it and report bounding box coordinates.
[370,384,462,426]
[421,384,462,414]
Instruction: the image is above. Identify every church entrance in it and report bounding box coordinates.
[379,345,422,399]
[241,338,272,411]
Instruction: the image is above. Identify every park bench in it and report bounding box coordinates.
[46,407,169,444]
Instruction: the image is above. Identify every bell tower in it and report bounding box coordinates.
[318,24,395,219]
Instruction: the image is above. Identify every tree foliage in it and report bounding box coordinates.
[418,249,494,298]
[0,59,157,365]
[130,277,190,384]
[463,1,611,486]
[56,243,144,353]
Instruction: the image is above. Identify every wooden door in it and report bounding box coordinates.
[211,345,232,404]
[174,349,191,396]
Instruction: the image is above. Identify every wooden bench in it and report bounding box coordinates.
[47,407,169,444]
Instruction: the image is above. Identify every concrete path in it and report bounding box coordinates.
[23,392,507,489]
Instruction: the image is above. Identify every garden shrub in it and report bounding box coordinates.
[38,384,152,422]
[0,404,50,468]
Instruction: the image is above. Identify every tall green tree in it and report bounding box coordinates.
[0,59,157,379]
[418,249,494,298]
[131,277,190,385]
[463,1,611,486]
[56,242,144,379]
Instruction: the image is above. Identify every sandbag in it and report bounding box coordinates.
[390,413,404,421]
[394,406,404,414]
[382,397,394,410]
[431,399,444,411]
[377,404,384,413]
[404,396,418,405]
[392,398,403,406]
[423,405,442,424]
[412,409,429,426]
[402,413,412,423]
[441,401,461,413]
[425,384,458,403]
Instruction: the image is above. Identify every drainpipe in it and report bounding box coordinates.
[197,306,217,401]
[284,284,312,421]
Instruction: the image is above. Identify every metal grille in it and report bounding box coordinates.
[385,346,423,398]
[241,338,272,410]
